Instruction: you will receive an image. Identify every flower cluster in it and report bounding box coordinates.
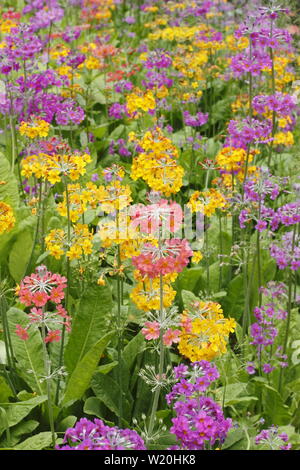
[255,426,291,450]
[246,282,289,375]
[130,128,184,196]
[187,189,227,217]
[57,418,146,450]
[21,151,91,184]
[270,231,300,271]
[132,239,193,279]
[167,362,232,450]
[16,265,70,343]
[19,118,50,139]
[179,300,236,362]
[132,275,177,312]
[215,147,258,187]
[0,201,15,234]
[45,224,93,260]
[226,118,273,149]
[126,88,156,116]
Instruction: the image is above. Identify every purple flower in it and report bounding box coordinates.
[262,363,275,374]
[183,111,208,127]
[246,362,256,375]
[57,418,146,450]
[91,173,99,182]
[124,16,136,25]
[255,220,267,232]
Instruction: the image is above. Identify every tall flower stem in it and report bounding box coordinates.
[218,214,223,289]
[204,215,210,295]
[25,179,43,276]
[41,311,56,448]
[55,178,71,404]
[8,113,17,175]
[0,295,17,397]
[278,225,297,393]
[117,242,123,426]
[268,20,276,167]
[242,251,257,339]
[147,240,165,442]
[257,201,262,307]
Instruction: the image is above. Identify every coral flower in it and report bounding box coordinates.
[141,321,160,340]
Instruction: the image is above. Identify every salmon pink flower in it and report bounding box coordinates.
[163,329,181,347]
[141,321,160,340]
[16,324,29,340]
[45,330,61,343]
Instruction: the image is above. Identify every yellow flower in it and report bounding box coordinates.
[130,127,184,196]
[97,276,106,286]
[178,301,236,362]
[45,224,93,260]
[188,188,227,217]
[192,251,203,264]
[0,202,15,234]
[130,275,176,311]
[19,118,50,139]
[126,88,156,115]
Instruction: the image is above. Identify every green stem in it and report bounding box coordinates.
[0,297,17,397]
[218,214,223,290]
[55,178,71,404]
[257,201,262,307]
[147,258,165,442]
[117,243,123,427]
[278,226,297,393]
[8,113,17,174]
[242,251,257,338]
[41,314,56,448]
[25,179,43,276]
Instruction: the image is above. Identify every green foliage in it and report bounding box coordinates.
[64,285,113,375]
[8,230,33,282]
[0,395,47,437]
[7,308,47,395]
[62,331,114,406]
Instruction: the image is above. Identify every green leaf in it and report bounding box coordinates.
[0,420,39,448]
[62,331,113,406]
[0,377,12,402]
[215,383,248,406]
[262,385,291,425]
[222,274,244,320]
[181,289,200,309]
[91,372,132,423]
[0,153,19,209]
[222,428,246,450]
[176,268,204,299]
[123,332,145,372]
[0,395,47,437]
[7,307,46,394]
[14,432,54,450]
[64,285,113,375]
[57,416,77,432]
[8,230,33,282]
[109,125,125,140]
[96,361,118,374]
[83,396,105,418]
[92,123,109,139]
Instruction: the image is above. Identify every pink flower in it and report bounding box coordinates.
[163,329,181,347]
[130,200,183,234]
[32,291,49,307]
[141,321,160,340]
[28,307,43,323]
[44,330,61,343]
[50,287,65,304]
[16,324,29,341]
[132,239,193,278]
